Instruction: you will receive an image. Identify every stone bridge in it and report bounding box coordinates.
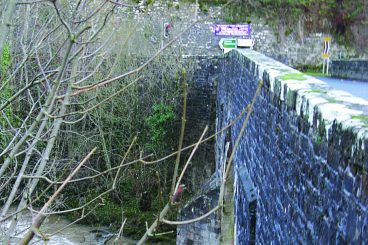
[177,50,368,244]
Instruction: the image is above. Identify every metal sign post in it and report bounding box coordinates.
[322,36,331,74]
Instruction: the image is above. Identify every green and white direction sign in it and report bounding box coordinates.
[219,38,237,50]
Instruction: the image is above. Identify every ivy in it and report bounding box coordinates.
[145,103,176,149]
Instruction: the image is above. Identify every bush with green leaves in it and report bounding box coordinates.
[145,103,176,150]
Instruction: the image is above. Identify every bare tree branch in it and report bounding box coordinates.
[20,147,97,244]
[161,206,220,225]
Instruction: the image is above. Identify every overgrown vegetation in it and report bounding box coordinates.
[0,1,190,243]
[145,103,176,151]
[60,55,184,240]
[0,44,16,152]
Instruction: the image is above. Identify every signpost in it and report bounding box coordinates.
[322,36,331,74]
[215,24,254,53]
[219,38,237,54]
[237,39,254,48]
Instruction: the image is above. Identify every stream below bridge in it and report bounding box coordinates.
[0,209,136,244]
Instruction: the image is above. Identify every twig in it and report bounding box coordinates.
[20,147,97,244]
[161,205,219,225]
[46,77,142,118]
[114,217,127,243]
[173,126,208,197]
[137,126,208,245]
[47,204,100,237]
[105,0,138,8]
[170,68,187,195]
[27,136,136,216]
[59,21,199,98]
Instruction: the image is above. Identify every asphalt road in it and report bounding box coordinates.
[315,76,368,101]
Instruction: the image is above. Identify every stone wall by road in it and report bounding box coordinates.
[331,60,368,82]
[216,50,368,244]
[250,24,357,68]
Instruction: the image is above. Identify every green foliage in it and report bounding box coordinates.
[199,2,209,13]
[279,72,307,81]
[145,103,176,149]
[0,44,14,152]
[1,44,11,74]
[146,0,154,5]
[181,0,227,4]
[284,27,294,37]
[221,0,366,51]
[314,134,323,146]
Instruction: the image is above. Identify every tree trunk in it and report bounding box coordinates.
[0,0,16,58]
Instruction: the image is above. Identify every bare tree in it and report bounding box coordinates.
[0,0,242,244]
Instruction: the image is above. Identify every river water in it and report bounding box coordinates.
[0,209,136,244]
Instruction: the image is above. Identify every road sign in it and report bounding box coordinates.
[322,36,331,74]
[219,38,237,54]
[237,39,254,48]
[214,24,251,37]
[322,36,331,59]
[219,38,237,49]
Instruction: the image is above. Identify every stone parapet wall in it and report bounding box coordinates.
[216,49,368,243]
[332,60,368,81]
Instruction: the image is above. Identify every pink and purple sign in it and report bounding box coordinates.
[214,24,251,37]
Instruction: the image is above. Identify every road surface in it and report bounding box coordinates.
[315,76,368,101]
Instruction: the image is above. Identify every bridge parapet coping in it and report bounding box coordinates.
[232,49,368,152]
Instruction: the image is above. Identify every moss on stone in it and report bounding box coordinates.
[327,98,339,103]
[352,115,368,124]
[305,89,327,94]
[303,71,331,77]
[314,134,323,146]
[279,73,307,81]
